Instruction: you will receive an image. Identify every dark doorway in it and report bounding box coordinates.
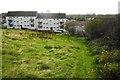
[21,25,27,30]
[20,25,22,29]
[50,27,53,31]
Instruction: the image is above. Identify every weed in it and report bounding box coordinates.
[54,45,62,49]
[70,46,80,49]
[2,49,20,56]
[27,47,36,52]
[37,62,50,70]
[44,45,53,49]
[2,29,98,78]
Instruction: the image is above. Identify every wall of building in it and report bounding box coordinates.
[0,14,2,25]
[37,18,67,31]
[5,12,67,32]
[6,16,36,29]
[37,19,59,30]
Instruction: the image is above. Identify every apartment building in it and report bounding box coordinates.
[6,11,37,30]
[5,11,66,32]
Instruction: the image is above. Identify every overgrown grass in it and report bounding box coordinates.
[2,29,97,78]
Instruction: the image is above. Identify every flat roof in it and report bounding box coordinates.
[37,13,66,19]
[6,11,37,16]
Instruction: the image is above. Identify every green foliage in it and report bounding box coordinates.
[87,40,120,78]
[0,26,7,29]
[85,18,103,39]
[75,30,86,37]
[95,50,119,64]
[54,45,62,49]
[44,45,53,49]
[65,21,76,35]
[2,49,20,56]
[85,14,119,49]
[86,14,120,78]
[67,14,96,21]
[36,62,51,70]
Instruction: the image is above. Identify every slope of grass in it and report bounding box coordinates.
[0,29,2,79]
[2,29,97,78]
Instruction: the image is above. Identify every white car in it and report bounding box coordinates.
[54,29,65,33]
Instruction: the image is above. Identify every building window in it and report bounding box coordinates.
[21,22,22,23]
[38,25,42,28]
[28,25,29,27]
[31,24,34,27]
[24,21,26,22]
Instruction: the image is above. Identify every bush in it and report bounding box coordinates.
[65,21,76,35]
[85,15,119,49]
[96,50,119,64]
[85,18,103,39]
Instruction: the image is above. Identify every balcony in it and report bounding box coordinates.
[38,22,42,24]
[60,21,64,24]
[38,25,42,28]
[8,19,13,23]
[30,19,34,22]
[8,23,13,27]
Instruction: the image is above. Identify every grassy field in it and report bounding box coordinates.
[2,29,97,78]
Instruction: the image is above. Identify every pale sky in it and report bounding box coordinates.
[0,0,119,14]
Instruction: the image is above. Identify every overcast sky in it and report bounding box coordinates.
[0,0,120,14]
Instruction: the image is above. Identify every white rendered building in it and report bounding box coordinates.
[6,11,37,30]
[5,11,66,32]
[37,13,66,32]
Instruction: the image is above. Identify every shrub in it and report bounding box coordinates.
[95,50,119,64]
[108,63,120,78]
[85,18,103,39]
